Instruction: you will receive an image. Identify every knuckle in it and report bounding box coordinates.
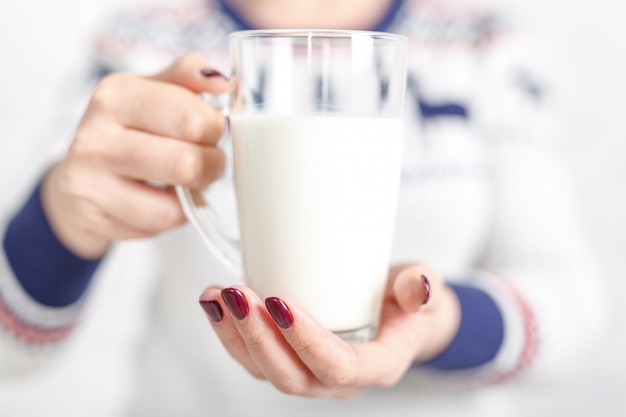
[243,331,267,354]
[169,148,224,188]
[69,129,98,160]
[174,52,205,70]
[71,104,121,165]
[169,149,204,186]
[89,74,125,112]
[69,129,116,168]
[177,108,209,142]
[169,53,209,83]
[170,54,191,72]
[56,162,89,200]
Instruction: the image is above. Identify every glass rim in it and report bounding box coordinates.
[228,29,407,43]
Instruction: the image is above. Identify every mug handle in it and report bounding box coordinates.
[174,92,244,278]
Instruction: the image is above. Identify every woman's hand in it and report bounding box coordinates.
[199,263,461,399]
[41,54,228,259]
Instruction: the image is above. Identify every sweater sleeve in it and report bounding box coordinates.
[0,181,103,375]
[420,284,505,371]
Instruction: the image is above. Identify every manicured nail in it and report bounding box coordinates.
[200,68,227,80]
[421,274,431,305]
[221,288,249,320]
[199,299,224,323]
[265,297,294,329]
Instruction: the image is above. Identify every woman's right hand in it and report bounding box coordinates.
[40,54,229,259]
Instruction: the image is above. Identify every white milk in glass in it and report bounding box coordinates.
[230,114,403,332]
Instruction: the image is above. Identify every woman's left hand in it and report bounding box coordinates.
[198,262,460,399]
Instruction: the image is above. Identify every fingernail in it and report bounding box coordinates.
[265,297,294,329]
[421,274,431,305]
[200,68,227,80]
[221,288,249,320]
[199,299,224,323]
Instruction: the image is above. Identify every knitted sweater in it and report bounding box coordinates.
[0,0,607,415]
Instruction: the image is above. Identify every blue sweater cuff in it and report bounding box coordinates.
[420,283,504,370]
[2,182,102,307]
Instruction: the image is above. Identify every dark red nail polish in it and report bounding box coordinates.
[221,288,249,320]
[265,297,294,329]
[421,274,431,305]
[200,68,227,80]
[199,299,224,322]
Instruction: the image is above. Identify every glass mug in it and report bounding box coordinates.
[176,29,407,343]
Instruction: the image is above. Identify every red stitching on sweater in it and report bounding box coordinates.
[488,274,540,383]
[0,292,76,345]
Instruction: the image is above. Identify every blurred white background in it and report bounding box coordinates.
[1,0,625,415]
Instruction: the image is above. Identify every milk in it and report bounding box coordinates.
[230,114,403,333]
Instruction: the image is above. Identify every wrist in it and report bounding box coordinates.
[41,164,110,259]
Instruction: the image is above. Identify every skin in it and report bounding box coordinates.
[42,54,228,259]
[224,0,398,29]
[201,263,460,399]
[40,1,462,399]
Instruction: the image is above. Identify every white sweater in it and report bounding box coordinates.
[0,0,608,415]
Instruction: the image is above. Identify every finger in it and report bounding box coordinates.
[267,294,431,390]
[61,159,187,235]
[87,74,225,145]
[149,53,229,94]
[198,287,265,380]
[112,131,226,189]
[382,263,459,365]
[147,53,229,143]
[95,179,186,235]
[220,286,331,397]
[71,122,226,189]
[67,196,160,242]
[391,266,432,313]
[263,296,368,391]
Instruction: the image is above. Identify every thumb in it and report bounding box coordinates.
[148,53,229,93]
[389,265,432,313]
